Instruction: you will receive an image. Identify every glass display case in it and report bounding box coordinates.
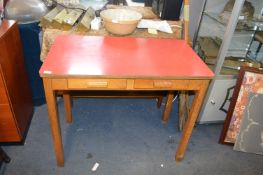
[193,0,263,123]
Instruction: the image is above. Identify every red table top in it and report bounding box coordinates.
[39,35,214,79]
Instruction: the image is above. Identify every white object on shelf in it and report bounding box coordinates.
[80,0,107,10]
[91,17,101,30]
[137,19,173,34]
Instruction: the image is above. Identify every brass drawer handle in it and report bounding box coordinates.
[87,81,108,87]
[153,80,173,88]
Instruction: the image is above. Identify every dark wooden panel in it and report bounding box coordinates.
[0,20,33,142]
[0,72,9,104]
[0,105,21,142]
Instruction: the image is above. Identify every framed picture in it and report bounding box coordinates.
[233,92,263,155]
[219,67,263,145]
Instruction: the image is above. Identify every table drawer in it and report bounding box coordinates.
[68,79,127,89]
[134,80,173,89]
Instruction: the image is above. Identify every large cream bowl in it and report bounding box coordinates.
[100,9,142,35]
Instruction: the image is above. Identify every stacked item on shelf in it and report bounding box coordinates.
[40,0,110,32]
[40,5,96,32]
[219,0,255,30]
[196,36,221,62]
[197,36,261,75]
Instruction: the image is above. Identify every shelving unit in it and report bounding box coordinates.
[193,0,263,123]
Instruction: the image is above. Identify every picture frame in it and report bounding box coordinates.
[219,66,263,145]
[233,92,263,155]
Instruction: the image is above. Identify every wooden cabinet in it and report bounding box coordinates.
[193,0,263,123]
[0,20,33,142]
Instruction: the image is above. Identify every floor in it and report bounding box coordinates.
[1,97,263,175]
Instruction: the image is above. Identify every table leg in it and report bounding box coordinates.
[162,91,174,123]
[63,92,72,124]
[175,80,209,161]
[43,78,65,167]
[156,95,163,108]
[179,91,186,131]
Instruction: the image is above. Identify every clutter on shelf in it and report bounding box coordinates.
[197,36,262,75]
[219,0,256,30]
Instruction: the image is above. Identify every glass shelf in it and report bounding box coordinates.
[203,11,263,31]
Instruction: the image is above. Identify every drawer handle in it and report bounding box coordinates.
[87,81,108,87]
[154,81,173,88]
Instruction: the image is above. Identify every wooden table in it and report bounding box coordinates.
[39,35,214,166]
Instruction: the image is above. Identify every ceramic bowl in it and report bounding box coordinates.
[100,9,142,35]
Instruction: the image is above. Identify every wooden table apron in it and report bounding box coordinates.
[39,35,214,166]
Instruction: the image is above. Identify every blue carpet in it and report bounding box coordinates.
[2,98,263,174]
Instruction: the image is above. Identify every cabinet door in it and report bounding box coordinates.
[194,0,263,122]
[198,78,236,123]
